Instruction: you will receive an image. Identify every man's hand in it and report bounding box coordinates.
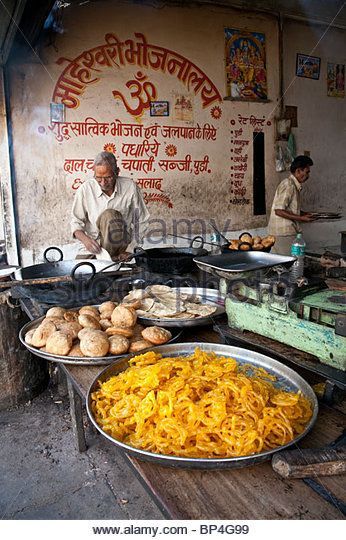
[116,251,133,262]
[74,230,101,254]
[300,213,317,222]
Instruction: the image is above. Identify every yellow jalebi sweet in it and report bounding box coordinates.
[91,348,313,458]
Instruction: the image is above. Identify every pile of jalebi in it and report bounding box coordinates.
[91,348,313,458]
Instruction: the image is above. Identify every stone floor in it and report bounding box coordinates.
[0,385,163,520]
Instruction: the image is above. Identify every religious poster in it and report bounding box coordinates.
[296,53,320,80]
[327,62,345,98]
[225,28,268,101]
[173,94,194,122]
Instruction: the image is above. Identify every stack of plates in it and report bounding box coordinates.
[310,212,342,220]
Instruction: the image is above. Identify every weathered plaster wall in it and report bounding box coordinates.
[281,19,346,250]
[8,1,280,264]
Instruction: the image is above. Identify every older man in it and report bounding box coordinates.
[71,152,150,259]
[268,155,317,255]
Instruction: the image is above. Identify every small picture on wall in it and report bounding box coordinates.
[327,62,345,97]
[173,94,194,122]
[296,54,321,80]
[150,101,169,117]
[50,102,65,123]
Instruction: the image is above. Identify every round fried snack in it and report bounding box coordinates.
[63,310,79,323]
[79,306,100,320]
[99,318,113,330]
[128,339,152,353]
[108,335,130,355]
[80,332,109,357]
[68,343,85,357]
[58,321,83,340]
[262,236,275,248]
[252,236,262,245]
[229,240,239,250]
[78,314,101,330]
[46,307,66,318]
[239,233,253,245]
[122,299,142,310]
[252,243,264,251]
[106,326,134,338]
[25,328,36,346]
[239,242,251,251]
[44,316,65,325]
[78,328,105,340]
[45,331,72,356]
[31,320,57,347]
[111,305,137,328]
[141,326,172,345]
[99,301,117,314]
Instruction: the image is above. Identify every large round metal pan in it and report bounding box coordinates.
[134,236,208,274]
[87,343,318,469]
[137,287,225,328]
[19,317,182,366]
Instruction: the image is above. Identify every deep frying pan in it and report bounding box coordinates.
[10,247,131,305]
[134,237,209,274]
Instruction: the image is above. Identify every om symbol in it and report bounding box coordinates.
[112,72,157,117]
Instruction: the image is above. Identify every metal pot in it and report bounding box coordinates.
[134,237,208,274]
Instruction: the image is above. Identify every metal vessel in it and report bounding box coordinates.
[87,342,318,469]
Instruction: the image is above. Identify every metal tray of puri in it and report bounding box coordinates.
[87,342,318,469]
[193,252,296,277]
[136,287,225,328]
[19,311,182,366]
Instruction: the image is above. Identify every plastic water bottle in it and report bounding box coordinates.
[210,233,221,255]
[289,233,306,282]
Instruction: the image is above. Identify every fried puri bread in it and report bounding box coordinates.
[31,320,57,347]
[63,310,80,323]
[78,313,101,330]
[46,331,72,356]
[46,307,66,318]
[68,343,85,357]
[108,335,130,355]
[58,321,83,340]
[24,328,36,345]
[128,339,152,353]
[111,305,137,328]
[80,332,109,357]
[79,306,100,320]
[106,326,134,338]
[99,301,117,314]
[141,326,172,345]
[99,318,113,330]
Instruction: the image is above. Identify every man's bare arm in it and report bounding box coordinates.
[274,209,316,223]
[73,230,101,254]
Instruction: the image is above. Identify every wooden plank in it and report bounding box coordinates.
[272,446,346,478]
[67,376,87,453]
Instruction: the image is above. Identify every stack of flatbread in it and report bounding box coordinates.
[123,285,217,320]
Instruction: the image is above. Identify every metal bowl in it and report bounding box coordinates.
[19,316,182,366]
[87,343,318,469]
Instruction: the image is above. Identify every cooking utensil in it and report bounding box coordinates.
[87,342,318,469]
[19,313,182,366]
[136,287,225,327]
[7,247,135,303]
[194,252,296,278]
[134,237,208,274]
[209,222,230,244]
[272,444,346,478]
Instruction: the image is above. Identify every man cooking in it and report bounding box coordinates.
[71,151,150,260]
[268,155,317,255]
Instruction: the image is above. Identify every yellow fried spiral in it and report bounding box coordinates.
[91,348,313,458]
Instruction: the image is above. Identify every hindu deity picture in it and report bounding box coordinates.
[225,28,268,101]
[327,62,345,98]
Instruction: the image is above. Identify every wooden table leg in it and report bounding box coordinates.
[67,376,87,452]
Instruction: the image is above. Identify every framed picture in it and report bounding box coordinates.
[296,54,321,80]
[225,28,268,101]
[327,62,345,98]
[150,101,169,117]
[50,102,65,123]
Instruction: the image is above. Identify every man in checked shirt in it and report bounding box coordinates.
[71,152,150,260]
[268,155,317,255]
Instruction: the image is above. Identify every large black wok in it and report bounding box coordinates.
[134,237,208,274]
[12,247,127,305]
